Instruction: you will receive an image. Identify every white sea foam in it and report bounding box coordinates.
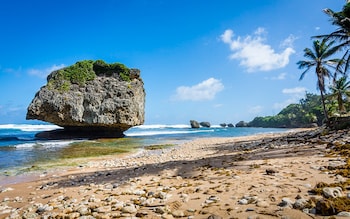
[15,140,79,149]
[125,129,214,137]
[0,124,62,132]
[133,124,191,129]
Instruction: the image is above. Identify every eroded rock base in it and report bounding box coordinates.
[35,127,125,140]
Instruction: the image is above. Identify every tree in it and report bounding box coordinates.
[300,92,324,125]
[247,93,322,128]
[329,76,350,113]
[297,39,340,125]
[317,2,350,75]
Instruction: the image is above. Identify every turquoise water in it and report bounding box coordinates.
[0,124,289,175]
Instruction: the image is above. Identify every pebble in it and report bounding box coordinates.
[337,212,350,217]
[208,195,220,202]
[293,198,308,210]
[155,207,166,214]
[22,212,39,218]
[172,209,185,217]
[77,205,90,215]
[303,184,312,189]
[278,198,293,208]
[335,175,347,183]
[266,168,278,175]
[323,187,344,198]
[133,189,146,196]
[256,200,269,208]
[122,204,138,214]
[94,205,111,213]
[238,199,248,205]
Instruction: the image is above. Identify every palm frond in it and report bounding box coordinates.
[303,48,317,60]
[298,68,311,81]
[322,40,338,58]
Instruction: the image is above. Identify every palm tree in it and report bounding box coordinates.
[317,2,350,75]
[322,3,350,45]
[297,39,340,124]
[329,76,350,113]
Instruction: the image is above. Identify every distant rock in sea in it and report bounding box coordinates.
[235,121,249,127]
[26,60,145,139]
[220,123,227,127]
[190,120,200,128]
[200,121,211,128]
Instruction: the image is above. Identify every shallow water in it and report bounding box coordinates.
[0,124,289,176]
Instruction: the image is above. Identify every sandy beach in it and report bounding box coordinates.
[0,128,349,219]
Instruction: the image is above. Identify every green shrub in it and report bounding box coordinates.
[93,59,131,81]
[47,60,131,91]
[58,60,95,85]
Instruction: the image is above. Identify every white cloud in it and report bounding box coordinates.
[173,78,224,101]
[280,35,298,48]
[28,64,65,78]
[220,28,295,72]
[274,87,307,110]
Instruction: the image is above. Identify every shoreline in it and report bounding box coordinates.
[0,128,300,186]
[0,128,349,218]
[0,127,297,186]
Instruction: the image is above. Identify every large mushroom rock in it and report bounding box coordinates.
[26,60,145,139]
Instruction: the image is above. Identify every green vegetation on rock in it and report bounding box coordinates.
[93,59,130,81]
[47,60,131,91]
[59,60,96,85]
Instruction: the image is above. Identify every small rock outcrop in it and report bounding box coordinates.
[200,122,211,128]
[220,123,227,128]
[190,120,200,128]
[236,121,249,127]
[26,60,145,139]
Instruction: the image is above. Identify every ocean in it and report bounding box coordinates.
[0,124,289,176]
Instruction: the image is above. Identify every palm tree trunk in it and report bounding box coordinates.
[338,93,344,112]
[320,89,330,125]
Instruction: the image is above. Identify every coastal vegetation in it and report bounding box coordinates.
[47,60,131,91]
[250,1,350,129]
[249,93,323,128]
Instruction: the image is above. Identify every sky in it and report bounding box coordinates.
[0,0,346,125]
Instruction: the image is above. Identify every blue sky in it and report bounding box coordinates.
[0,0,346,125]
